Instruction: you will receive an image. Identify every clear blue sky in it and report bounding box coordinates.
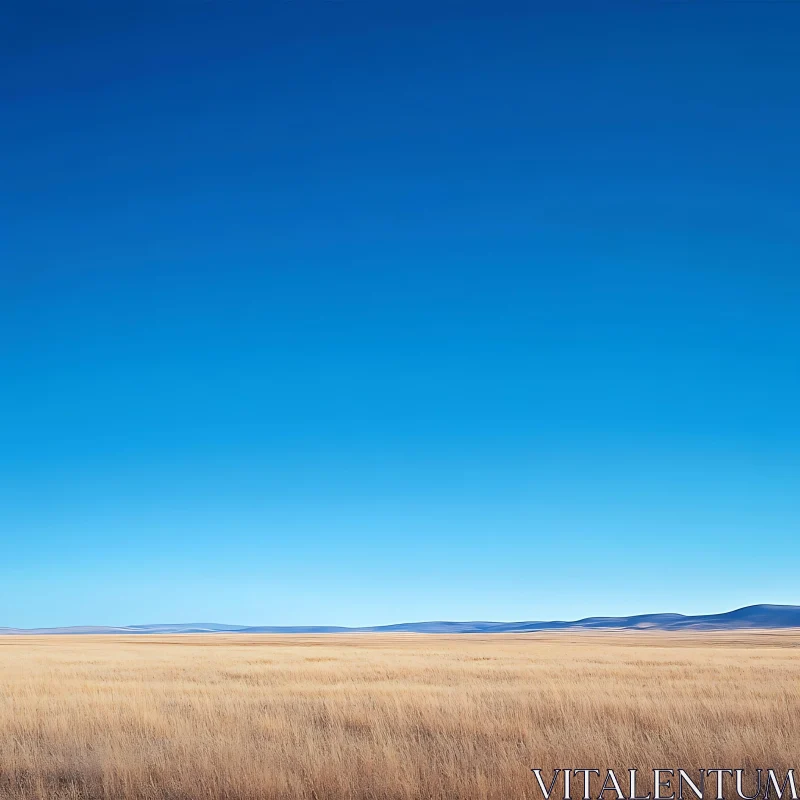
[3,1,799,628]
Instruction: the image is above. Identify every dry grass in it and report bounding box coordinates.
[1,631,799,799]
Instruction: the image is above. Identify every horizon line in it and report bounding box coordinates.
[4,603,800,634]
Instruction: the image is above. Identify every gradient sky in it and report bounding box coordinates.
[3,1,799,628]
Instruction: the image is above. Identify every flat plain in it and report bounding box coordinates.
[1,631,799,800]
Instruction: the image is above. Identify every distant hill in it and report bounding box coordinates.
[3,604,800,634]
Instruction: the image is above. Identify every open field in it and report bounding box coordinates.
[1,631,799,800]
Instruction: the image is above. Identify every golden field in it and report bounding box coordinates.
[1,631,799,800]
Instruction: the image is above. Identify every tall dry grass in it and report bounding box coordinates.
[1,631,799,799]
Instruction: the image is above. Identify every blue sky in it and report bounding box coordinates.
[3,1,799,628]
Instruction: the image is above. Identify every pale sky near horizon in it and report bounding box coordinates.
[3,0,799,628]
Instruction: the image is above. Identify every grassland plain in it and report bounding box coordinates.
[1,631,799,800]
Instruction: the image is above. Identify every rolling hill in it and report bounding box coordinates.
[3,604,800,634]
